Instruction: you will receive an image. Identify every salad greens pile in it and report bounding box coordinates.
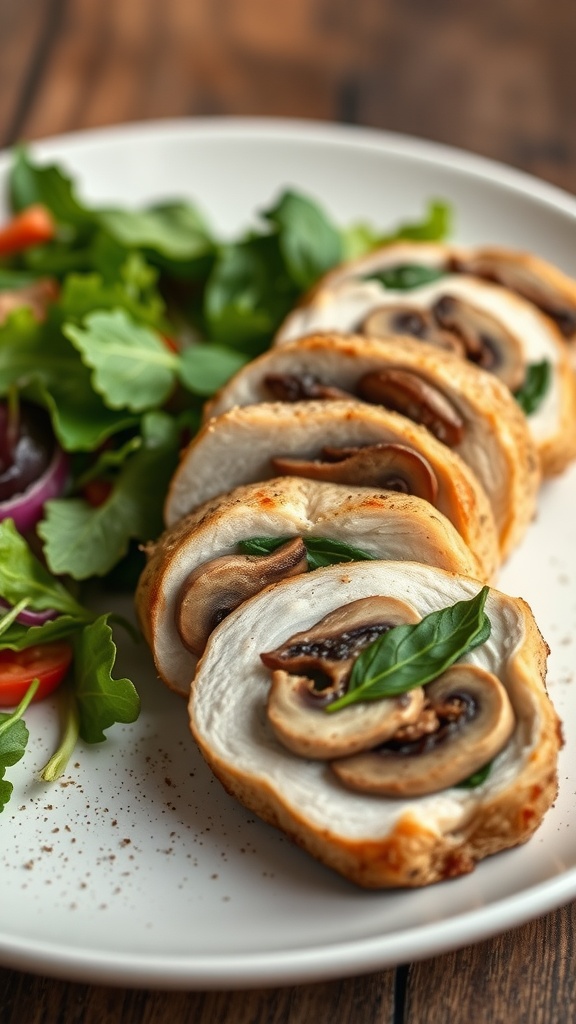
[0,146,451,806]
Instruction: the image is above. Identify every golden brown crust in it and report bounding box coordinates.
[203,333,539,558]
[189,563,561,889]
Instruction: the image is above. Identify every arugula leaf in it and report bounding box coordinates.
[64,309,178,412]
[0,520,88,618]
[327,586,491,712]
[342,200,452,260]
[73,616,140,743]
[514,359,551,415]
[178,343,249,396]
[0,680,38,811]
[0,614,89,651]
[364,265,448,291]
[264,191,343,290]
[237,535,375,569]
[39,685,80,782]
[38,411,180,578]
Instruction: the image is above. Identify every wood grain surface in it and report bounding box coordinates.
[0,0,575,1021]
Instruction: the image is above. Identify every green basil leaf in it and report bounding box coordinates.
[364,264,448,291]
[514,359,552,415]
[328,586,491,712]
[72,616,140,743]
[237,535,375,569]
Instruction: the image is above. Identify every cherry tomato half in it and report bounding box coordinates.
[0,641,73,707]
[0,205,56,255]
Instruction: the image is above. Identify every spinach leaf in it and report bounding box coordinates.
[238,535,375,569]
[264,191,343,290]
[9,148,95,229]
[456,761,492,789]
[327,586,491,712]
[364,264,448,291]
[514,359,551,415]
[98,202,215,263]
[204,235,297,354]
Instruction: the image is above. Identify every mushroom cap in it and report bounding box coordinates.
[198,334,540,558]
[189,560,561,889]
[331,664,516,796]
[164,398,499,576]
[136,476,486,697]
[264,595,424,758]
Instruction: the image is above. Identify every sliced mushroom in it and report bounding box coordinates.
[361,305,464,355]
[261,595,422,689]
[263,372,351,402]
[356,368,465,447]
[450,252,576,338]
[330,664,516,797]
[431,294,526,391]
[270,442,439,504]
[267,672,425,758]
[176,538,308,656]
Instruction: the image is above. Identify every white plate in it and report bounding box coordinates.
[1,119,575,990]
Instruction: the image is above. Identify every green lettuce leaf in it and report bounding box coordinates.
[38,411,180,578]
[64,309,179,412]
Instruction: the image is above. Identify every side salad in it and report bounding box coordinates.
[0,145,451,808]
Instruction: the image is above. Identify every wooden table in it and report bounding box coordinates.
[1,1,575,1020]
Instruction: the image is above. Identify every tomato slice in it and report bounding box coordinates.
[0,205,56,255]
[0,642,73,707]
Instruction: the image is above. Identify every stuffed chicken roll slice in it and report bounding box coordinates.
[205,335,540,559]
[189,561,561,889]
[136,476,484,697]
[165,399,500,580]
[273,271,576,477]
[276,239,576,345]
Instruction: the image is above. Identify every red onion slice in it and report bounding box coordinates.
[0,442,69,534]
[0,599,59,626]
